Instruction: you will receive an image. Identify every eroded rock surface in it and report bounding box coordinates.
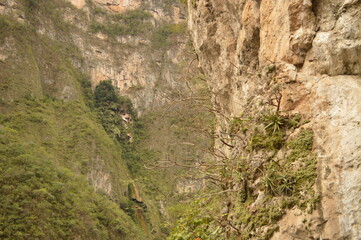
[188,0,361,239]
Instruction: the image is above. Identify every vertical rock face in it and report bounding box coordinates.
[68,0,188,114]
[188,0,361,239]
[1,0,188,113]
[25,0,184,116]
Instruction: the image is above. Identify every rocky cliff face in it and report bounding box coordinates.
[0,0,189,113]
[66,0,189,114]
[188,0,361,239]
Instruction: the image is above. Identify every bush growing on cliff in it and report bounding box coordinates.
[94,80,135,142]
[112,9,152,22]
[89,9,153,37]
[167,111,318,239]
[151,23,187,49]
[94,80,156,177]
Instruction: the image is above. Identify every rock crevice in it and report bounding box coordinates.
[188,0,361,239]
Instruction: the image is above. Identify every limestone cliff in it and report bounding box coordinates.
[66,0,189,114]
[188,0,361,239]
[0,0,189,113]
[2,0,360,239]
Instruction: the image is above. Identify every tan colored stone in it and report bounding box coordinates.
[68,0,86,9]
[188,0,361,238]
[259,0,316,65]
[303,7,361,75]
[311,76,361,239]
[93,0,141,13]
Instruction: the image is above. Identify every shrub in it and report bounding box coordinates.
[151,23,187,49]
[90,9,153,37]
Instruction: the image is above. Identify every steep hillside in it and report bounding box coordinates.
[0,0,209,239]
[0,0,217,239]
[3,0,359,240]
[0,7,145,240]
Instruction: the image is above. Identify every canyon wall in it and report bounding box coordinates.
[0,0,190,113]
[188,0,361,239]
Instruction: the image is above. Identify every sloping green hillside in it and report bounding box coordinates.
[0,5,146,239]
[0,122,143,239]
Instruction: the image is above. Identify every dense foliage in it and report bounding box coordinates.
[0,97,145,240]
[93,80,155,176]
[94,80,135,142]
[0,5,147,238]
[0,126,141,239]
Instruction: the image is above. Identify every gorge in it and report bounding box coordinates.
[0,0,360,239]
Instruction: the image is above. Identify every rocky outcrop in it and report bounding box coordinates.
[65,0,190,114]
[188,0,361,239]
[68,0,141,12]
[0,0,189,114]
[68,0,86,9]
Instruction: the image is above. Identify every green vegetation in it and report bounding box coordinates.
[21,0,74,33]
[89,7,187,50]
[167,198,223,240]
[235,114,317,239]
[168,111,318,239]
[0,0,208,239]
[235,200,282,240]
[0,15,25,43]
[94,80,134,142]
[250,130,286,151]
[92,80,155,176]
[151,0,187,13]
[0,125,143,239]
[179,0,187,6]
[0,4,149,239]
[0,95,147,239]
[249,113,301,151]
[0,0,319,239]
[151,23,187,49]
[234,127,317,239]
[91,80,165,238]
[112,9,152,21]
[90,9,153,37]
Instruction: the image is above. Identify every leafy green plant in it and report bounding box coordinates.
[229,118,247,135]
[250,130,285,150]
[263,113,285,135]
[263,163,296,196]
